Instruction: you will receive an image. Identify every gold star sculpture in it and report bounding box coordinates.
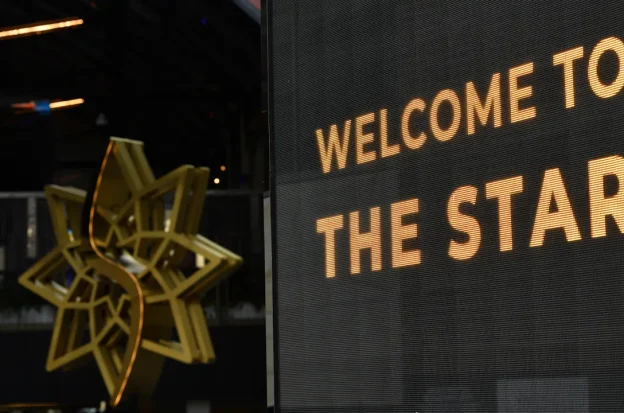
[18,137,242,408]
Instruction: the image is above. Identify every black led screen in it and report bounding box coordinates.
[270,1,624,411]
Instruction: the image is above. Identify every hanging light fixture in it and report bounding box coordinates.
[49,98,84,109]
[0,18,83,40]
[10,98,84,113]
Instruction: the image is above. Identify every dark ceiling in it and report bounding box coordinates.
[0,0,263,190]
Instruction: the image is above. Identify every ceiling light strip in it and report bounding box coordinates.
[0,18,83,40]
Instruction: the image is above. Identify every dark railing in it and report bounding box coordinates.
[0,190,266,329]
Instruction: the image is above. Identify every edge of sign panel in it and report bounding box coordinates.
[264,0,282,411]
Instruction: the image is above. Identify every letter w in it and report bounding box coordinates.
[316,120,352,173]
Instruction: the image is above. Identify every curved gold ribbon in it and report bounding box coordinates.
[89,141,144,408]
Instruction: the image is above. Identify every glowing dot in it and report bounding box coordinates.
[214,178,220,184]
[220,165,226,171]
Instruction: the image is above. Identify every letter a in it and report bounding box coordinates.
[530,168,581,247]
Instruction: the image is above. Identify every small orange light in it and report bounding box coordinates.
[220,165,226,172]
[10,102,35,110]
[213,178,220,184]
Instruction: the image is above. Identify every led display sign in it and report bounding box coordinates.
[270,1,624,411]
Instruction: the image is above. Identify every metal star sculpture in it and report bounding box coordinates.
[19,138,242,408]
